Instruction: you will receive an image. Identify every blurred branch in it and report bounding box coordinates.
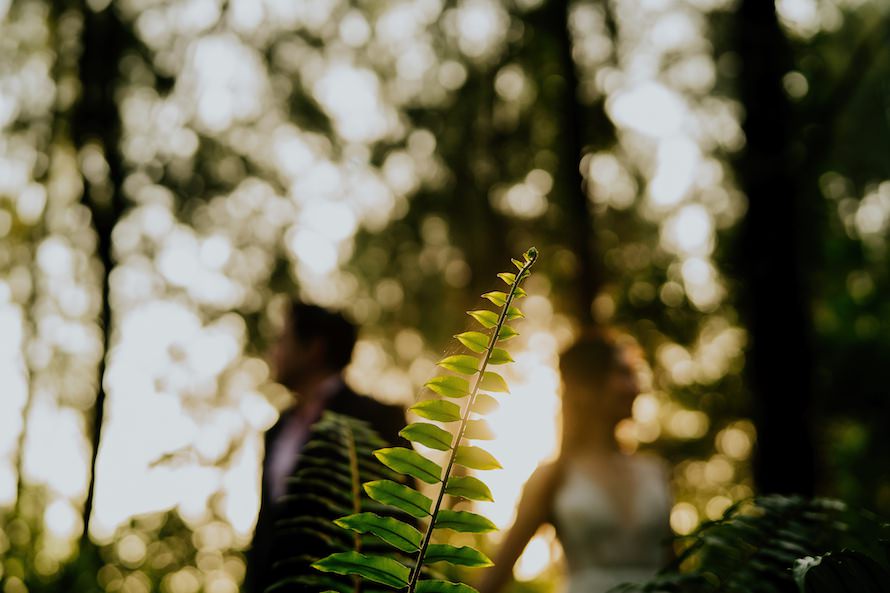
[13,287,36,520]
[812,15,890,139]
[457,65,511,307]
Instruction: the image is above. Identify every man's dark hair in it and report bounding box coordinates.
[289,301,357,371]
[559,326,623,391]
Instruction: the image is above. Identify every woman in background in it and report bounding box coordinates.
[478,328,672,593]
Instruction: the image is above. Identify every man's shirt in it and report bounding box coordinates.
[265,375,342,500]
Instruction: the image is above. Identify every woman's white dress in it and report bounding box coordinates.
[552,456,672,593]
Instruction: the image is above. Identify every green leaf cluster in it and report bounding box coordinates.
[312,248,538,593]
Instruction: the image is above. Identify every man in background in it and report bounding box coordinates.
[246,301,406,593]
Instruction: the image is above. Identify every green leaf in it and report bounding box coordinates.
[445,475,494,501]
[334,512,422,553]
[524,246,538,261]
[488,348,514,365]
[416,580,480,593]
[400,423,453,451]
[464,419,495,440]
[467,310,498,329]
[374,447,442,484]
[511,258,524,271]
[505,306,523,320]
[435,509,498,533]
[471,394,499,415]
[497,272,516,285]
[497,325,518,341]
[455,331,489,353]
[410,399,462,422]
[437,355,479,375]
[794,550,890,591]
[479,371,509,393]
[455,445,502,470]
[425,375,469,398]
[312,551,410,588]
[425,544,494,567]
[482,291,509,307]
[363,480,432,518]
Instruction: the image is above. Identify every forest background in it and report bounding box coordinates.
[1,0,889,592]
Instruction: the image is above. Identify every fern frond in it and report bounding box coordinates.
[269,412,400,593]
[312,247,539,593]
[620,495,890,593]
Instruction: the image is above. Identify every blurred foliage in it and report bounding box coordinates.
[1,504,244,593]
[618,495,890,593]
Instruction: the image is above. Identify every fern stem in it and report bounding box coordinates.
[406,252,537,593]
[343,419,363,593]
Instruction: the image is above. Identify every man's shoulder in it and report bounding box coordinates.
[332,385,405,418]
[328,385,406,447]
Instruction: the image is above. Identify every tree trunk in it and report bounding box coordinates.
[551,0,602,324]
[70,2,130,542]
[734,0,816,495]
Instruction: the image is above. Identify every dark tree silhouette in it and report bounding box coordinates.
[69,2,132,542]
[733,0,816,495]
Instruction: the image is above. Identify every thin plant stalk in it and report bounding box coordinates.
[406,250,538,592]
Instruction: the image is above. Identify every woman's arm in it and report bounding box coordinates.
[476,462,561,593]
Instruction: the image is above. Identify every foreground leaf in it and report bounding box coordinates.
[400,423,453,451]
[435,509,498,533]
[455,331,489,353]
[479,372,509,393]
[445,475,494,501]
[374,448,442,484]
[505,306,523,320]
[467,310,498,329]
[497,325,518,341]
[497,272,516,285]
[425,544,494,567]
[363,480,432,518]
[334,512,422,553]
[463,419,495,440]
[482,291,509,307]
[416,580,480,593]
[471,394,499,415]
[455,446,502,470]
[484,290,525,307]
[437,355,479,375]
[488,348,514,365]
[425,375,469,398]
[410,399,462,422]
[312,551,410,588]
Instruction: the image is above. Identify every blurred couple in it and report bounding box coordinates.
[247,301,671,593]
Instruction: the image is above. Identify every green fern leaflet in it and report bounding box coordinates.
[312,247,539,593]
